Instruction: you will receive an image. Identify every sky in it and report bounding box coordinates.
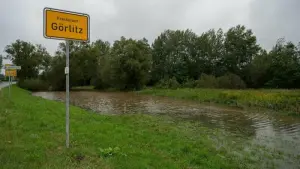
[0,0,300,69]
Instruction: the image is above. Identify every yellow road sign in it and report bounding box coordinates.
[43,7,90,41]
[5,70,17,77]
[4,64,17,77]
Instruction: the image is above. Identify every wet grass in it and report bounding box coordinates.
[0,86,264,169]
[138,88,300,116]
[71,86,95,91]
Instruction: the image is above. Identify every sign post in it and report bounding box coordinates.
[65,40,70,148]
[5,64,21,98]
[8,76,11,98]
[44,7,90,148]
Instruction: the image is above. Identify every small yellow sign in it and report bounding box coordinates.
[5,70,17,77]
[44,7,90,41]
[5,64,17,77]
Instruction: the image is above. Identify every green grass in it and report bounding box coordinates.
[71,86,95,90]
[138,88,300,116]
[0,86,258,169]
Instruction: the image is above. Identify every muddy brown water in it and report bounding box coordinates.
[33,91,300,168]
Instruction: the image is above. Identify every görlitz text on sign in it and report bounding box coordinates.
[44,8,89,41]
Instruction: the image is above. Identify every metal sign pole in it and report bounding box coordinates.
[8,76,11,98]
[65,40,70,148]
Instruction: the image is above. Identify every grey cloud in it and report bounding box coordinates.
[183,0,253,34]
[93,0,197,42]
[0,0,299,57]
[249,0,300,50]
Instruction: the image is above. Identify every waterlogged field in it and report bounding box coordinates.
[2,86,300,168]
[0,87,261,169]
[139,88,300,116]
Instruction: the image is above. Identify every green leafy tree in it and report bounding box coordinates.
[55,41,83,56]
[46,55,65,90]
[223,25,261,76]
[4,40,40,80]
[50,41,90,88]
[264,39,300,88]
[151,29,198,83]
[197,29,225,77]
[91,40,111,89]
[3,27,300,90]
[35,44,52,81]
[45,40,110,90]
[0,54,3,70]
[244,49,271,88]
[35,44,52,72]
[109,37,152,90]
[0,55,4,81]
[70,43,92,86]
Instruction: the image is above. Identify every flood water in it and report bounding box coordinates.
[33,91,300,168]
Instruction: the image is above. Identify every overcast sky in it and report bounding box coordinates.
[0,0,299,67]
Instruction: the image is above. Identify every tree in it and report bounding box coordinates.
[223,25,261,77]
[109,37,152,90]
[34,44,52,81]
[244,49,271,88]
[0,55,4,81]
[197,29,225,77]
[70,42,92,86]
[0,74,4,80]
[91,40,111,89]
[46,55,65,90]
[264,39,300,88]
[55,41,83,56]
[35,44,52,73]
[151,29,198,83]
[4,40,40,80]
[2,27,300,91]
[0,54,2,70]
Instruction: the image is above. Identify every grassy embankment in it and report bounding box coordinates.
[71,86,95,91]
[139,88,300,116]
[0,86,261,169]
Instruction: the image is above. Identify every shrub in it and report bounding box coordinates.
[93,77,107,90]
[18,79,49,91]
[217,73,246,89]
[218,92,239,106]
[0,74,5,81]
[155,77,180,89]
[195,74,218,88]
[182,78,197,88]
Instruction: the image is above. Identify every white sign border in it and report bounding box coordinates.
[5,66,21,70]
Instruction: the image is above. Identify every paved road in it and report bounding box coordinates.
[0,82,15,90]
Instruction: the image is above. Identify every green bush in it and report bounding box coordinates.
[196,74,218,88]
[217,73,246,89]
[0,74,5,81]
[182,78,197,88]
[155,77,180,89]
[192,73,246,89]
[18,79,49,91]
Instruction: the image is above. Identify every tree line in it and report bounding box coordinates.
[2,25,300,91]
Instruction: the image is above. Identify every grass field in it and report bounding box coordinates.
[138,88,300,116]
[71,86,95,91]
[0,86,263,169]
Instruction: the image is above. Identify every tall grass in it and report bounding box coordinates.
[139,88,300,116]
